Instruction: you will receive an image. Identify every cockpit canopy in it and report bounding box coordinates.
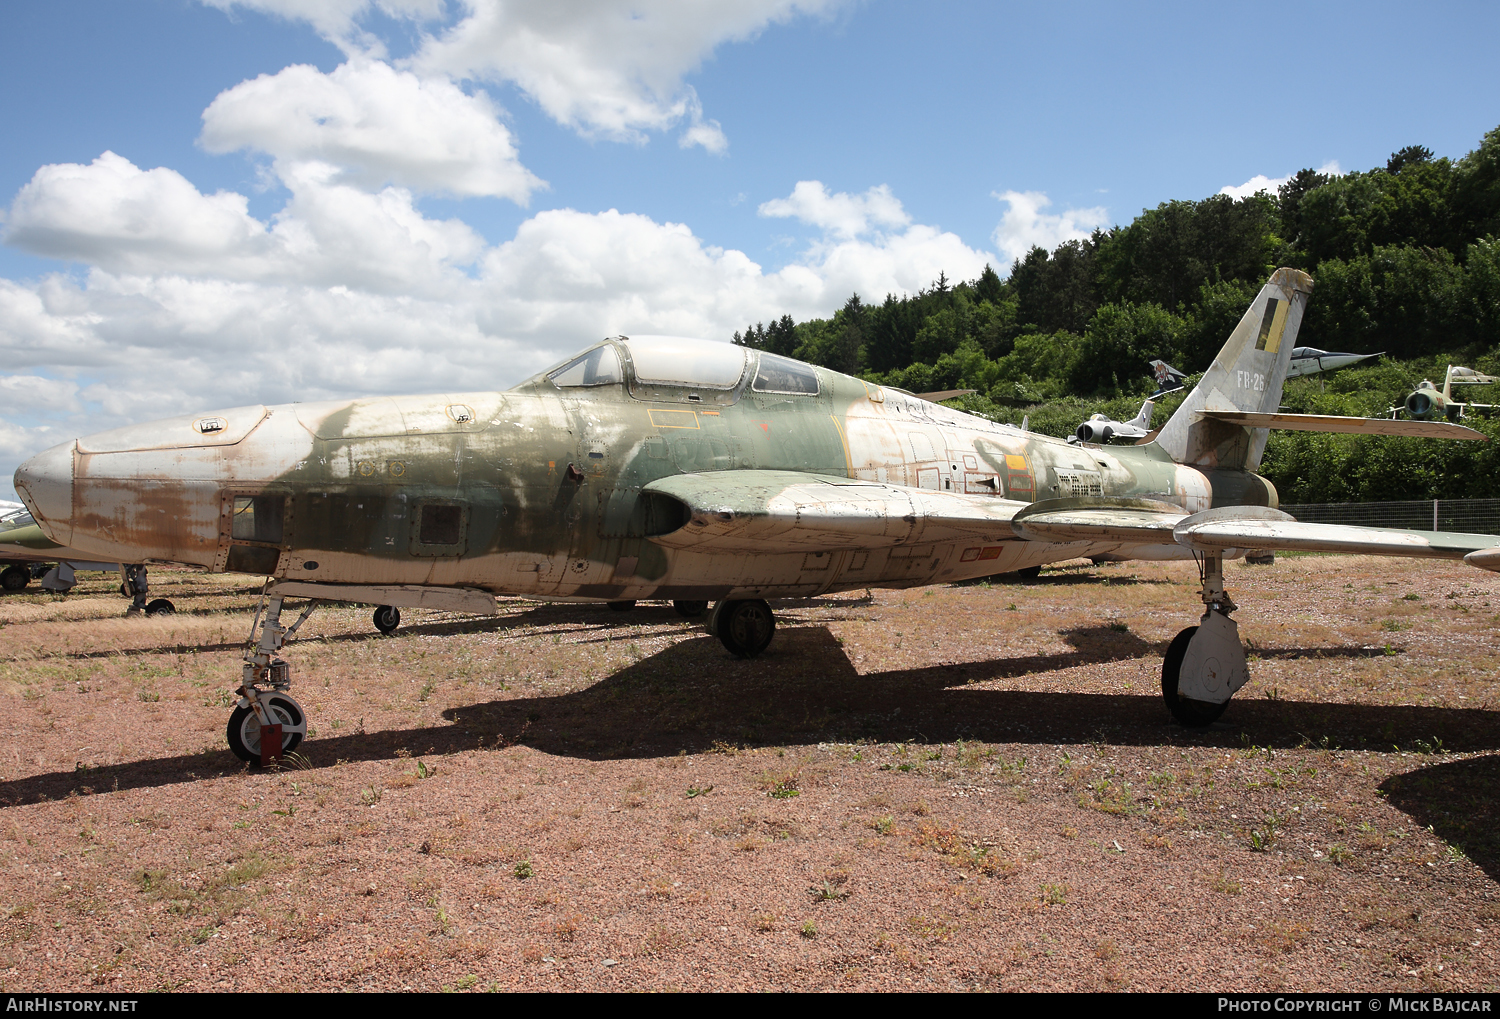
[532,335,821,403]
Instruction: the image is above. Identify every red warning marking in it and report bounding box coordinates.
[260,724,283,767]
[977,546,1003,561]
[757,423,770,433]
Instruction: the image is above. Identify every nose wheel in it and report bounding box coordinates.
[227,690,307,763]
[226,591,320,765]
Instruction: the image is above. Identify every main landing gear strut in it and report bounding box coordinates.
[226,591,317,765]
[1161,553,1250,727]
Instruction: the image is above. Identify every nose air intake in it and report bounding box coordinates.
[14,440,76,545]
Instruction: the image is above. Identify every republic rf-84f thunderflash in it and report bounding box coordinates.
[14,268,1500,763]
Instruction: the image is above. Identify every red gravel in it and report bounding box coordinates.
[0,555,1496,991]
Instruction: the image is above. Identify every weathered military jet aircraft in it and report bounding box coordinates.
[13,268,1500,763]
[1285,346,1382,379]
[1072,397,1155,444]
[1398,364,1499,422]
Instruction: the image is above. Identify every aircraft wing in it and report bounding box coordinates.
[1174,509,1500,560]
[1201,411,1485,441]
[1011,498,1186,543]
[1012,499,1500,565]
[642,470,1026,553]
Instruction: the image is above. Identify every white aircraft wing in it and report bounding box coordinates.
[1015,500,1500,565]
[642,470,1026,554]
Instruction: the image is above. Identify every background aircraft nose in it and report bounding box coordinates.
[14,440,75,545]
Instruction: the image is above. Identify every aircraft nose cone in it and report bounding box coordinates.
[14,440,75,545]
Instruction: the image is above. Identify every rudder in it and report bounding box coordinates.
[1153,268,1314,471]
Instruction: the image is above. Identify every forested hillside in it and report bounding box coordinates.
[731,126,1500,503]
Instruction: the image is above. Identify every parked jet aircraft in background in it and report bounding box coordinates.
[1285,346,1382,379]
[1150,346,1378,396]
[1398,364,1500,422]
[13,269,1499,764]
[1148,359,1188,396]
[1072,398,1155,444]
[0,503,172,612]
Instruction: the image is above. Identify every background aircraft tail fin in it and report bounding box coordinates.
[1129,398,1155,430]
[1153,268,1314,471]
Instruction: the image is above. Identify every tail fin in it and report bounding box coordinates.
[1128,398,1154,431]
[1154,268,1314,470]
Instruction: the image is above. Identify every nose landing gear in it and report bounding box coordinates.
[226,591,320,765]
[1161,553,1248,727]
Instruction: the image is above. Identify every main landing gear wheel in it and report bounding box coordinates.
[226,692,307,764]
[1161,626,1227,727]
[1,566,29,592]
[713,599,775,658]
[144,598,175,616]
[608,600,637,612]
[373,605,400,634]
[673,600,708,618]
[1160,552,1250,727]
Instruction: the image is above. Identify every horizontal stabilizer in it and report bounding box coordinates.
[1174,506,1500,561]
[1201,411,1485,441]
[1011,498,1185,544]
[644,470,1024,553]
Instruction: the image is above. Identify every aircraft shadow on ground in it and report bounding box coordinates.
[2,625,1496,813]
[1380,755,1500,882]
[18,602,709,662]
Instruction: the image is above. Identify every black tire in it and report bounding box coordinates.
[1015,565,1042,580]
[716,599,775,659]
[1161,625,1229,727]
[373,605,400,634]
[144,598,175,616]
[119,583,130,598]
[226,695,306,764]
[673,600,708,618]
[0,566,29,592]
[608,600,637,612]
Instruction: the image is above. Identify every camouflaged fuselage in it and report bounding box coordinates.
[22,342,1238,602]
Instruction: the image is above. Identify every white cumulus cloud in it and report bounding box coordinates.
[206,0,844,150]
[201,0,447,56]
[1218,160,1343,200]
[3,153,485,294]
[990,190,1109,268]
[3,152,274,276]
[758,181,910,239]
[201,59,543,202]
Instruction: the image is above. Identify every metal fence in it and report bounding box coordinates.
[1281,498,1500,534]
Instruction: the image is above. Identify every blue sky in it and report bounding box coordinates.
[0,0,1497,481]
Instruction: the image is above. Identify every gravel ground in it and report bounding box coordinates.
[0,555,1497,992]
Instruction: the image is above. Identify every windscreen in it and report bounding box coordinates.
[548,344,622,387]
[624,336,747,389]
